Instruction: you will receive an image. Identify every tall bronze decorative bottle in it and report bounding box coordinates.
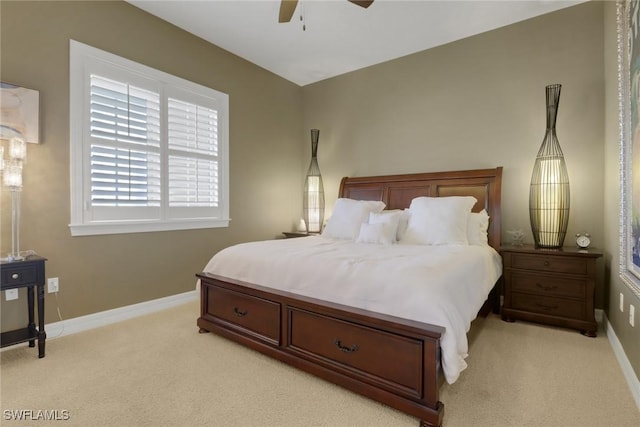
[303,129,324,233]
[529,84,570,248]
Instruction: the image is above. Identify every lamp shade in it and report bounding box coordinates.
[529,84,570,248]
[9,137,27,161]
[2,136,26,261]
[303,129,324,233]
[2,159,23,189]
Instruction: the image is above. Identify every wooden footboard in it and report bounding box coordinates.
[197,272,446,427]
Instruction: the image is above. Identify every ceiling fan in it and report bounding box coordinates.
[278,0,374,23]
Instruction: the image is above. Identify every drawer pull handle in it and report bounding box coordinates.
[543,260,550,266]
[233,307,248,317]
[536,283,558,291]
[536,302,559,311]
[334,339,359,354]
[11,273,19,279]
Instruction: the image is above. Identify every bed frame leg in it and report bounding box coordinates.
[198,328,210,334]
[492,277,503,314]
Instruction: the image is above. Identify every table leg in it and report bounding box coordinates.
[27,285,35,348]
[37,284,46,358]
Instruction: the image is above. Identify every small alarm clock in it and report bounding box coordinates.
[576,233,591,249]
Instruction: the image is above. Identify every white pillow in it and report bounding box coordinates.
[467,209,490,246]
[400,196,477,245]
[368,210,403,242]
[322,199,386,240]
[397,209,411,242]
[356,222,395,245]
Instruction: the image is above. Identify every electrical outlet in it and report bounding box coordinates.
[47,277,59,293]
[630,304,635,327]
[5,289,18,301]
[620,293,624,312]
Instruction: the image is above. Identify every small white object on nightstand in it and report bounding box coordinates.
[576,233,591,249]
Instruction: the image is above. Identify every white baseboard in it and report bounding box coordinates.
[45,290,197,341]
[603,312,640,411]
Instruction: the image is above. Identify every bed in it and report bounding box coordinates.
[197,167,503,427]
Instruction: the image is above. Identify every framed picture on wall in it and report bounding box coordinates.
[0,82,40,144]
[619,0,640,298]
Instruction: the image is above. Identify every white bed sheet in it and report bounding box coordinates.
[200,236,502,384]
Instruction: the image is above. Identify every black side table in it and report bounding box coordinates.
[1,255,47,357]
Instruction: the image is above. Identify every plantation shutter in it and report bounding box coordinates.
[167,98,219,209]
[89,75,161,209]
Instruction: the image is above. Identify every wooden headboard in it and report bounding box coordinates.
[338,167,503,250]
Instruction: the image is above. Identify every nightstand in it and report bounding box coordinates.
[1,255,47,357]
[282,231,318,238]
[501,245,601,337]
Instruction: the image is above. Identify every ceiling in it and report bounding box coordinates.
[127,0,586,87]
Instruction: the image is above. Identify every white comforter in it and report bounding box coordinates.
[201,236,502,384]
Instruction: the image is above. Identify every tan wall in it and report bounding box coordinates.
[302,1,606,301]
[0,1,303,328]
[604,1,640,380]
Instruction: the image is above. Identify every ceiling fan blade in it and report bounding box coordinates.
[348,0,374,8]
[279,0,298,23]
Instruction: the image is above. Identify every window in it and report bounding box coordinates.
[69,40,229,236]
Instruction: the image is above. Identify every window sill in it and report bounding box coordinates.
[69,218,230,236]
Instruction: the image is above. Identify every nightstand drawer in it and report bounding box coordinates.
[0,265,38,288]
[511,293,584,319]
[510,272,586,299]
[510,253,589,275]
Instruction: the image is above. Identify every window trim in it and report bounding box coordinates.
[69,40,229,236]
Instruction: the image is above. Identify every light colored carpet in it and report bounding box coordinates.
[1,301,638,427]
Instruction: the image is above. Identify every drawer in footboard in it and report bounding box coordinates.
[287,307,423,399]
[204,284,280,345]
